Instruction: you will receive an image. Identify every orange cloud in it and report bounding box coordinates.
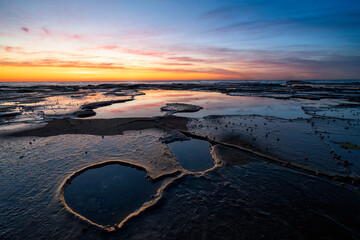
[0,59,125,70]
[4,46,23,52]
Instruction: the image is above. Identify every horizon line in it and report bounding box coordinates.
[1,79,360,82]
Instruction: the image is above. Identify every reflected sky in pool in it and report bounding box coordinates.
[91,90,310,119]
[168,138,214,172]
[63,164,160,226]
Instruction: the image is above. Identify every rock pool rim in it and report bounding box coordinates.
[58,160,182,232]
[58,145,222,232]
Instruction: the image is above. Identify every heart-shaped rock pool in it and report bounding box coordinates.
[62,162,161,228]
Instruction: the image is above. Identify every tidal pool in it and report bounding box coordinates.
[0,90,132,129]
[63,163,160,227]
[91,90,310,119]
[167,138,215,172]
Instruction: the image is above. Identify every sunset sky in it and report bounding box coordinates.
[1,0,360,81]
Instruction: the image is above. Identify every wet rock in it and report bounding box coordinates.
[74,109,96,118]
[159,132,190,144]
[160,103,203,114]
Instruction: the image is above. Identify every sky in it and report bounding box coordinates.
[0,0,360,81]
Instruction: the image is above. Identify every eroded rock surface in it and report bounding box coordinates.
[161,103,203,114]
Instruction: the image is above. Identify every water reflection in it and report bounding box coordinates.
[63,164,160,226]
[92,90,309,119]
[0,91,132,127]
[168,138,215,172]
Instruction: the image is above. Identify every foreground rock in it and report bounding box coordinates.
[74,98,133,118]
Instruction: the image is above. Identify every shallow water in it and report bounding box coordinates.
[92,90,310,119]
[63,164,160,226]
[0,90,132,128]
[188,115,360,176]
[303,105,360,120]
[167,138,214,172]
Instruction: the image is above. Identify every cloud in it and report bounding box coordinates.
[2,46,23,52]
[41,28,83,41]
[42,27,50,35]
[21,27,29,33]
[208,12,360,35]
[167,56,209,63]
[160,62,193,66]
[19,26,85,42]
[151,66,245,77]
[0,45,93,59]
[96,45,171,58]
[98,45,119,50]
[0,59,125,70]
[122,49,169,58]
[202,1,360,43]
[69,34,81,40]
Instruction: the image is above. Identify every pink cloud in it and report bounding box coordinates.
[72,34,81,39]
[42,29,83,41]
[98,45,119,50]
[21,27,29,33]
[167,56,209,63]
[96,45,171,58]
[3,46,23,52]
[0,59,125,70]
[42,27,50,35]
[161,62,193,66]
[150,67,246,77]
[122,49,169,58]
